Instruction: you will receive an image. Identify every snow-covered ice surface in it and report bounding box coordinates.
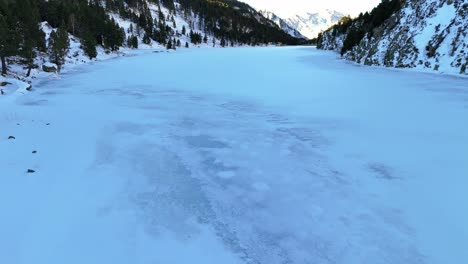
[1,47,467,264]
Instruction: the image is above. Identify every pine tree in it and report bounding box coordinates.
[166,39,172,49]
[0,12,15,75]
[15,0,45,76]
[185,42,189,48]
[49,23,70,71]
[81,33,97,59]
[181,25,186,35]
[103,19,125,51]
[158,8,165,22]
[143,33,151,45]
[203,34,208,44]
[127,35,138,49]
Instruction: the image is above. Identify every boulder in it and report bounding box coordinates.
[42,63,58,73]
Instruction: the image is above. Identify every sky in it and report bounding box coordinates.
[240,0,381,17]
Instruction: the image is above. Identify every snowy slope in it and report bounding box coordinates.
[318,0,468,75]
[1,47,467,264]
[284,10,345,39]
[259,10,306,39]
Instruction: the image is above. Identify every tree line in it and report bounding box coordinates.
[0,0,126,75]
[1,0,301,76]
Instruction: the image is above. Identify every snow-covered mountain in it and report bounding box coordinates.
[259,9,345,40]
[259,10,306,39]
[284,10,346,39]
[317,0,468,76]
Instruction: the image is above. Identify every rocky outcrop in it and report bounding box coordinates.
[42,63,58,73]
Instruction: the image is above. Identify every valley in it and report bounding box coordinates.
[1,47,467,264]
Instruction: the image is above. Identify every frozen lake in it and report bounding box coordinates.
[1,47,467,264]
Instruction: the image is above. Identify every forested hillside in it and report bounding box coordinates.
[316,0,403,56]
[316,0,468,75]
[0,0,300,79]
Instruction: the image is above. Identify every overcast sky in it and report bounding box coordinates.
[241,0,381,17]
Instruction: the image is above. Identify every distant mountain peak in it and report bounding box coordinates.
[259,9,346,39]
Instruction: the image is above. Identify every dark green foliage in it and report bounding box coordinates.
[143,33,151,45]
[39,0,125,51]
[127,35,139,49]
[82,33,98,59]
[103,18,125,51]
[190,30,203,44]
[17,0,45,75]
[341,28,365,55]
[177,0,300,45]
[0,10,14,75]
[48,23,70,70]
[0,0,45,75]
[185,42,189,48]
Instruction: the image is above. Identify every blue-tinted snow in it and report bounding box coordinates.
[1,47,467,264]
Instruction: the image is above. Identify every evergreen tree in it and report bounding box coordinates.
[0,10,16,75]
[181,25,186,35]
[189,30,202,44]
[81,33,97,59]
[166,39,172,49]
[15,0,45,76]
[143,33,151,45]
[0,13,7,75]
[103,19,125,51]
[49,23,70,71]
[172,16,176,28]
[127,35,138,49]
[185,42,189,48]
[158,8,165,22]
